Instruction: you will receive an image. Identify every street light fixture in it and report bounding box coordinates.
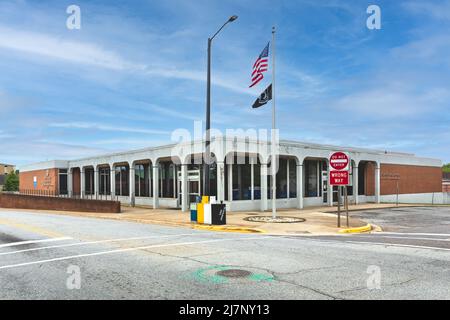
[204,15,238,197]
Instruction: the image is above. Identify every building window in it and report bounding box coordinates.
[59,169,68,195]
[358,163,366,195]
[233,157,252,201]
[99,167,110,195]
[289,159,297,198]
[304,160,319,197]
[276,158,288,199]
[225,155,261,201]
[160,162,177,198]
[115,165,129,196]
[253,158,261,200]
[135,164,150,197]
[85,168,95,195]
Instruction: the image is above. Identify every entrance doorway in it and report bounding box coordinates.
[332,186,345,204]
[177,169,201,207]
[322,171,328,204]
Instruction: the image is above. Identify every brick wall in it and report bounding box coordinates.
[72,168,81,195]
[365,162,375,196]
[19,168,59,194]
[380,164,442,195]
[0,193,120,213]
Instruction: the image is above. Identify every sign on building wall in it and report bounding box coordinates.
[33,176,37,189]
[329,152,350,186]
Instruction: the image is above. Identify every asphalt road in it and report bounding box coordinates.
[0,208,449,300]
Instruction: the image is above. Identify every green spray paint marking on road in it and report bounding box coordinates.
[193,265,274,284]
[249,273,274,282]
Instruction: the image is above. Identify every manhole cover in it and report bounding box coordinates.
[244,216,306,223]
[216,269,252,278]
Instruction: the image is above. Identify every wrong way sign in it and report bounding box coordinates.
[329,152,350,186]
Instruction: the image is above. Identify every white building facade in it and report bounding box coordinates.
[20,138,446,211]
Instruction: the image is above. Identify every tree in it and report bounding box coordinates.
[444,164,450,173]
[3,171,19,192]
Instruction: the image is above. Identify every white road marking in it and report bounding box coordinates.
[377,232,450,237]
[344,241,450,252]
[0,236,271,270]
[0,237,73,249]
[0,233,202,256]
[356,235,450,242]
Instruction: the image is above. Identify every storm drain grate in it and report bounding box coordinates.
[216,269,252,278]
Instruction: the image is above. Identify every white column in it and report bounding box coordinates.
[110,165,116,199]
[129,166,135,207]
[227,163,233,203]
[327,164,333,207]
[94,168,99,199]
[250,158,255,201]
[297,164,304,209]
[173,165,177,199]
[375,164,381,204]
[260,163,268,211]
[353,164,359,205]
[286,160,290,199]
[153,165,159,209]
[181,164,188,212]
[80,168,85,199]
[216,161,225,204]
[68,169,73,197]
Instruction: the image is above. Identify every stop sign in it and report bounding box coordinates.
[329,152,349,171]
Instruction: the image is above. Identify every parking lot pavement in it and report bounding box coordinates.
[305,206,450,251]
[350,206,450,234]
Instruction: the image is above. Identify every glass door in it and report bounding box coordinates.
[322,171,328,204]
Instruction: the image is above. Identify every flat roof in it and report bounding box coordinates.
[19,138,442,172]
[68,138,416,163]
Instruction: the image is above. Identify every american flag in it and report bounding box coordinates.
[249,42,270,88]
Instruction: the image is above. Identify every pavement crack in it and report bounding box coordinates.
[273,277,342,300]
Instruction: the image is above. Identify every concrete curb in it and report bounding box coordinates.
[192,224,266,234]
[370,224,383,232]
[322,204,450,214]
[338,224,373,234]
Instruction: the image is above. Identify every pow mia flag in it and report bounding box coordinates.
[252,84,272,109]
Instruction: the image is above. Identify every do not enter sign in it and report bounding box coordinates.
[329,152,350,186]
[329,152,350,171]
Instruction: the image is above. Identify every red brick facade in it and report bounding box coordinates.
[0,193,120,213]
[380,164,442,195]
[19,168,59,194]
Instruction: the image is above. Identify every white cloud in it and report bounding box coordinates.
[48,122,170,135]
[403,1,450,21]
[0,26,144,71]
[0,25,254,96]
[332,86,450,118]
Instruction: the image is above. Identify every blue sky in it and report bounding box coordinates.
[0,0,449,167]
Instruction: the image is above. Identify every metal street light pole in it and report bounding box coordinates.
[204,15,238,197]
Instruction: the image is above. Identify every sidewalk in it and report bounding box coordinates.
[118,203,413,235]
[1,203,417,235]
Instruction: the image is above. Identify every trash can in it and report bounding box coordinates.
[211,203,226,225]
[203,203,212,225]
[190,203,197,223]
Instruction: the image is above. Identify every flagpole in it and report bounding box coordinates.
[271,26,277,220]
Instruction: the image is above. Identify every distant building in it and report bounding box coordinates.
[443,172,450,193]
[0,163,16,191]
